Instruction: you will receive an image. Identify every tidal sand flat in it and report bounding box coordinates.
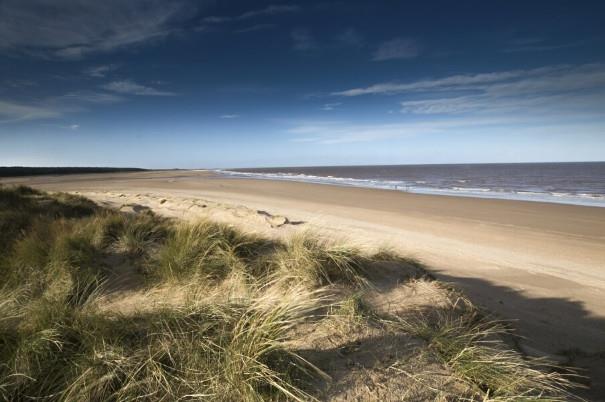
[3,170,605,398]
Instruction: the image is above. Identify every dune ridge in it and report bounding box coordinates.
[2,170,605,399]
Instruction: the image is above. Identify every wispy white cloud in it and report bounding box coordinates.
[2,79,37,88]
[400,92,605,118]
[60,91,124,104]
[218,85,276,95]
[504,42,582,53]
[331,63,605,127]
[376,69,526,94]
[291,28,317,51]
[332,64,602,96]
[102,80,176,96]
[502,36,587,53]
[84,64,119,78]
[0,90,124,123]
[335,28,364,47]
[0,77,173,123]
[285,115,605,145]
[220,114,239,119]
[321,102,341,111]
[0,0,199,59]
[399,97,480,114]
[285,118,501,144]
[203,4,300,24]
[303,63,605,145]
[0,100,63,122]
[234,24,276,34]
[372,38,418,61]
[285,119,438,144]
[395,64,605,118]
[507,37,545,46]
[239,4,300,19]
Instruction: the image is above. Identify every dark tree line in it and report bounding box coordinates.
[0,167,146,177]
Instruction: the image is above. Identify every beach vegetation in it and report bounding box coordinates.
[0,185,582,401]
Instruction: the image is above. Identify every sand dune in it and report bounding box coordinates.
[3,169,605,395]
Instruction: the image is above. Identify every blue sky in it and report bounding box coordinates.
[1,0,604,168]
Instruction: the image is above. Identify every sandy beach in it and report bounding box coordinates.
[3,170,605,386]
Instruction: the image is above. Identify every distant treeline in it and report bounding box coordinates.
[0,167,147,177]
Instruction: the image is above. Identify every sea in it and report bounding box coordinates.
[214,162,605,207]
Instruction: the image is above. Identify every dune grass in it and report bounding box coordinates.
[0,185,582,401]
[271,233,370,289]
[154,220,271,283]
[386,295,579,401]
[1,286,323,401]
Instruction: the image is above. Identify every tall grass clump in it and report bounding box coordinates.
[89,211,169,257]
[1,287,325,401]
[154,220,272,283]
[0,186,40,257]
[388,298,578,400]
[272,232,369,289]
[0,185,326,400]
[0,186,96,260]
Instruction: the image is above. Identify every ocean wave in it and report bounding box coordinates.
[215,170,605,207]
[452,187,491,192]
[516,191,544,196]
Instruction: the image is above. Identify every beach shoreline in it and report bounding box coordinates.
[215,161,605,208]
[3,170,604,366]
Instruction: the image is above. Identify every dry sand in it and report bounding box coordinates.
[3,169,605,393]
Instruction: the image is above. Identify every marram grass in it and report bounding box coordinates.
[386,297,581,401]
[0,185,582,401]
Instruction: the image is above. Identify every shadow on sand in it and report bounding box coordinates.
[431,271,605,401]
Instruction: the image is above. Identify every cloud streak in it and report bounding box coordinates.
[291,28,317,51]
[0,100,63,122]
[0,90,125,123]
[286,115,605,145]
[84,64,119,78]
[336,28,364,47]
[0,0,198,58]
[296,63,605,146]
[321,102,341,111]
[330,63,605,141]
[60,91,124,104]
[396,64,605,118]
[333,68,548,96]
[286,118,511,144]
[234,24,276,34]
[102,80,176,96]
[203,4,300,24]
[502,37,587,53]
[372,38,418,61]
[333,64,605,108]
